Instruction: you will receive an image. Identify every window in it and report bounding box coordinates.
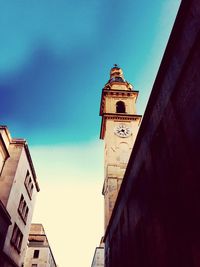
[116,101,126,113]
[24,171,34,199]
[18,195,29,223]
[32,265,37,267]
[11,223,23,253]
[18,195,25,213]
[30,184,34,197]
[24,206,29,222]
[33,249,40,258]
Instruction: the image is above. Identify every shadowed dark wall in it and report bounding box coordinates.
[104,1,200,267]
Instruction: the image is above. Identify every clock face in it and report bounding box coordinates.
[114,124,131,138]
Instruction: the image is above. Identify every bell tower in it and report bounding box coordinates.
[99,64,142,230]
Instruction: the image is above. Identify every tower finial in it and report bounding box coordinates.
[114,63,119,68]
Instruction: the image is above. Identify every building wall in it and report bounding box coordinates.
[24,247,56,267]
[0,126,40,267]
[103,119,140,228]
[104,119,139,179]
[0,128,11,149]
[0,137,19,207]
[24,224,57,267]
[3,146,38,266]
[91,247,104,267]
[104,1,200,267]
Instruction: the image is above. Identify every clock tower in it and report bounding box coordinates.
[100,65,142,230]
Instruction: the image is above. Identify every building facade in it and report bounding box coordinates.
[104,1,200,267]
[99,65,142,230]
[0,126,40,267]
[91,246,104,267]
[24,224,57,267]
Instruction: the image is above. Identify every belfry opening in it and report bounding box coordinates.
[116,101,125,113]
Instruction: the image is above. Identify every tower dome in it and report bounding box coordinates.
[104,64,133,91]
[110,64,125,82]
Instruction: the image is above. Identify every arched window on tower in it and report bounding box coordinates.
[116,101,126,113]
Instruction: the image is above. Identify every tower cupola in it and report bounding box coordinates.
[110,64,125,83]
[104,64,133,91]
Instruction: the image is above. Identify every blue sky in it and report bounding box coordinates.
[1,0,180,145]
[0,1,181,266]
